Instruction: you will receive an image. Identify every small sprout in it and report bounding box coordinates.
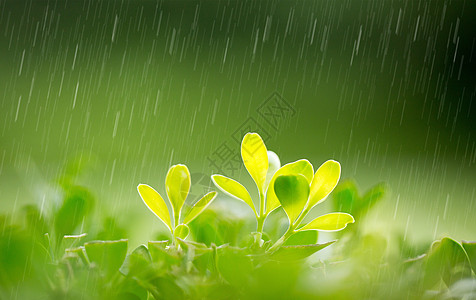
[267,159,354,253]
[137,165,217,243]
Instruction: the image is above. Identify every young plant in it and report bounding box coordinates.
[267,161,355,252]
[211,132,354,253]
[137,164,217,243]
[211,133,281,234]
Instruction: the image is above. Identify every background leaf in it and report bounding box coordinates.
[84,239,128,276]
[54,186,94,241]
[283,230,318,246]
[265,150,281,189]
[270,241,335,261]
[462,241,476,274]
[424,237,472,288]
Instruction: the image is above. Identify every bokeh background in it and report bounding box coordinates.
[1,0,475,247]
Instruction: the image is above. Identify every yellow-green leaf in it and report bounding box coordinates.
[299,212,354,232]
[307,160,341,209]
[211,175,256,213]
[174,224,190,239]
[137,184,172,231]
[274,175,310,223]
[183,191,217,224]
[266,159,314,214]
[165,164,191,225]
[241,133,268,193]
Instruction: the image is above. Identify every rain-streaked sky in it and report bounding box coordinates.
[1,0,475,244]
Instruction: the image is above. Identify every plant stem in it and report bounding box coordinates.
[267,225,295,253]
[257,189,265,233]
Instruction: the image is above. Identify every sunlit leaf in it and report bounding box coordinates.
[174,224,190,239]
[299,213,354,232]
[241,133,268,193]
[462,241,476,274]
[183,191,217,224]
[266,159,314,214]
[84,239,128,276]
[274,175,310,223]
[270,241,335,261]
[307,160,341,209]
[211,174,256,213]
[165,164,191,225]
[137,184,172,231]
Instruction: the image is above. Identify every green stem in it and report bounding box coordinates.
[257,189,265,233]
[267,225,295,253]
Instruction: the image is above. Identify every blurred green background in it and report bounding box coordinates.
[1,0,475,247]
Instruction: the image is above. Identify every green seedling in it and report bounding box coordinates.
[137,164,218,243]
[212,132,354,253]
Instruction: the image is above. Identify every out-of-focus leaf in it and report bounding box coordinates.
[299,213,354,232]
[117,278,148,300]
[23,205,49,236]
[137,184,172,231]
[360,183,386,216]
[284,230,318,246]
[331,180,387,219]
[183,191,217,224]
[241,132,268,193]
[462,241,476,274]
[444,278,476,299]
[266,159,314,214]
[307,160,341,209]
[65,246,88,265]
[120,244,152,277]
[84,239,128,276]
[274,175,310,223]
[148,241,181,267]
[265,150,281,189]
[165,164,191,225]
[216,245,253,287]
[211,175,255,213]
[331,180,359,214]
[424,237,472,288]
[174,224,190,239]
[54,186,94,240]
[270,241,335,261]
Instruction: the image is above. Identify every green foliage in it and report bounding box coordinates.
[1,133,476,299]
[138,165,218,244]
